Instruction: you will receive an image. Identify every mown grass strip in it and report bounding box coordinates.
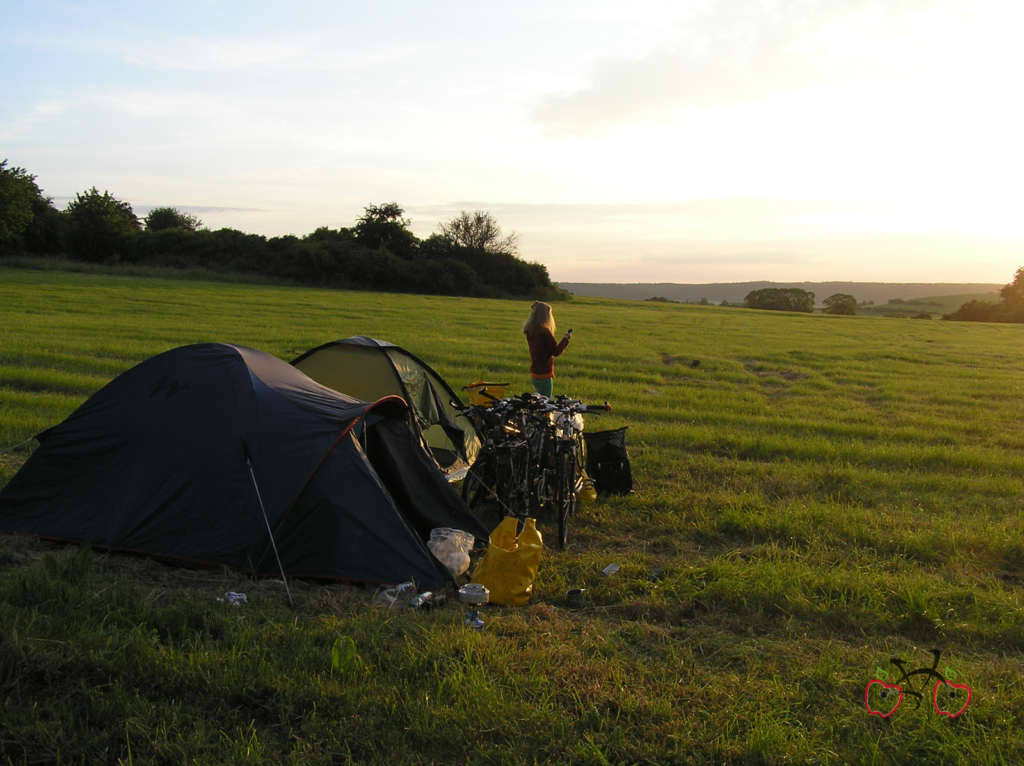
[0,266,1022,764]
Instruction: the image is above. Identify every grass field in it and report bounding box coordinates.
[1,266,1022,765]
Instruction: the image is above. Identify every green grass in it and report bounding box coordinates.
[1,265,1023,764]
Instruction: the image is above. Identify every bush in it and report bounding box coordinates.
[745,288,815,312]
[144,207,202,232]
[0,161,59,256]
[23,198,66,255]
[943,300,1002,322]
[65,188,140,263]
[0,161,38,245]
[947,266,1024,323]
[822,293,857,315]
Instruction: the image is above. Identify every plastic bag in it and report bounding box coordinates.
[427,527,475,578]
[470,516,543,606]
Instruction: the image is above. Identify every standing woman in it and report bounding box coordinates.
[524,301,571,397]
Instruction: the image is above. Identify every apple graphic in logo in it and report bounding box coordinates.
[932,680,971,718]
[865,680,903,718]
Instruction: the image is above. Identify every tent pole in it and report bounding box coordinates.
[247,457,294,608]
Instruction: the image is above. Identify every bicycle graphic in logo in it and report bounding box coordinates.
[865,648,971,719]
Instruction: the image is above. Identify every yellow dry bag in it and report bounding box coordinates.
[470,516,543,606]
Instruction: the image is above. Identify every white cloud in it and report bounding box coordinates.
[531,0,1006,137]
[120,37,305,71]
[83,32,425,74]
[33,101,66,116]
[89,88,245,120]
[0,100,68,141]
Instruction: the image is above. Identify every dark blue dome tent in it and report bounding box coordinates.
[0,343,488,593]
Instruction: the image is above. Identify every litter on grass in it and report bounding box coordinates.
[374,581,417,609]
[411,591,445,609]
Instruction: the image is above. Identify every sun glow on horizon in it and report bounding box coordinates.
[3,0,1021,283]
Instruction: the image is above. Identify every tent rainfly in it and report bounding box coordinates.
[292,336,481,481]
[0,343,488,589]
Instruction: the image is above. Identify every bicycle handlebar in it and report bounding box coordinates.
[459,394,611,418]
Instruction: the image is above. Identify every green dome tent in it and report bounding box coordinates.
[0,343,487,589]
[292,337,481,481]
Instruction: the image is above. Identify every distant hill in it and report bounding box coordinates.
[558,281,1002,307]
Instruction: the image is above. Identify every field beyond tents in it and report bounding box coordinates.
[1,267,1022,764]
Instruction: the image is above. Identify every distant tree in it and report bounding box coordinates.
[999,267,1024,307]
[306,226,350,244]
[23,196,65,254]
[144,206,202,232]
[943,299,1001,322]
[0,160,44,251]
[438,210,518,256]
[946,266,1024,323]
[353,202,416,256]
[65,187,140,262]
[822,293,857,315]
[744,288,815,313]
[420,228,559,299]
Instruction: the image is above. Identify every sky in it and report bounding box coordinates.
[3,0,1022,284]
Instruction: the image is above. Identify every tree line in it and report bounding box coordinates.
[743,278,1024,322]
[743,288,857,314]
[944,268,1024,322]
[0,160,562,300]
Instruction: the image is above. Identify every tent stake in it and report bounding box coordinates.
[247,457,294,608]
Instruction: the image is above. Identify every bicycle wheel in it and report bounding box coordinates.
[530,464,550,518]
[555,446,577,549]
[462,454,503,530]
[498,439,531,520]
[461,453,489,507]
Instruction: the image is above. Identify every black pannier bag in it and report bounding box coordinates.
[583,426,633,495]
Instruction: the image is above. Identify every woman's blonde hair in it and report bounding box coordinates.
[523,301,556,336]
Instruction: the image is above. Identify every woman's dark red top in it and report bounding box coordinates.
[526,329,569,379]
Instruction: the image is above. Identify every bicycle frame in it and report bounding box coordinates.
[459,393,606,548]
